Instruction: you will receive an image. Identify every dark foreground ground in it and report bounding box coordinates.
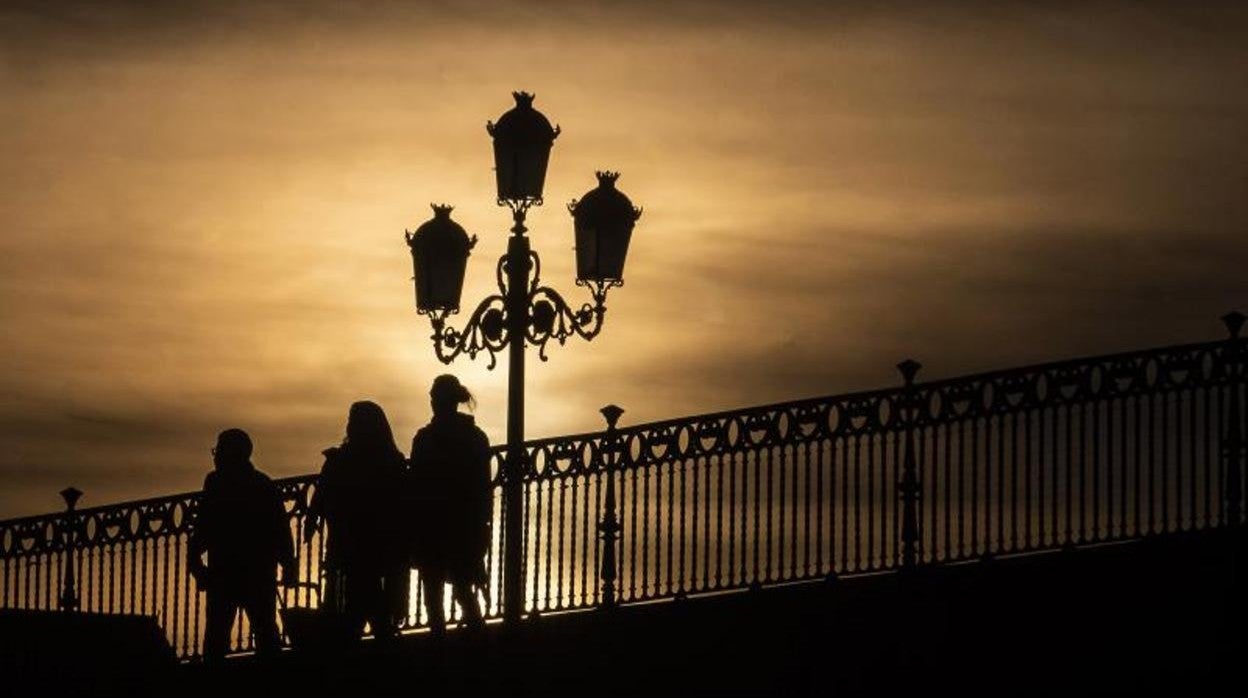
[9,529,1246,697]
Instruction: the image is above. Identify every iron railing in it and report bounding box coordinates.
[2,315,1244,659]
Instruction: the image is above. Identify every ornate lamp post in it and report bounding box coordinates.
[405,92,642,623]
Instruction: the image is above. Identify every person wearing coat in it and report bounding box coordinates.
[305,400,409,640]
[408,375,492,635]
[189,428,295,661]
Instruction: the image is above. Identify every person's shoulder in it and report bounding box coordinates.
[250,467,276,486]
[462,416,490,445]
[201,470,220,491]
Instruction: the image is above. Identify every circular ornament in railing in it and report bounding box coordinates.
[1108,358,1139,394]
[1142,355,1161,389]
[775,411,792,441]
[623,432,643,466]
[977,380,996,414]
[723,417,743,449]
[102,515,124,542]
[647,427,672,460]
[824,402,842,435]
[875,395,893,430]
[1161,349,1196,388]
[146,509,166,536]
[695,419,722,453]
[531,446,552,477]
[744,412,772,445]
[790,404,822,441]
[1198,349,1216,382]
[925,389,944,421]
[1087,364,1105,397]
[675,423,693,456]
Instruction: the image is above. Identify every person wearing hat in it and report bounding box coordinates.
[189,428,295,661]
[407,375,492,635]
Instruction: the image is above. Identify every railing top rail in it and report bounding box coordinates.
[0,335,1232,531]
[517,336,1231,449]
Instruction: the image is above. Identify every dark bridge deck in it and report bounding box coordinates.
[176,528,1244,697]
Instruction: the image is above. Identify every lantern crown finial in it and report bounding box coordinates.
[431,203,454,218]
[512,91,536,108]
[595,171,620,187]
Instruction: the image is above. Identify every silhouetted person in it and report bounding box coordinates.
[305,401,408,641]
[188,428,295,662]
[408,375,491,635]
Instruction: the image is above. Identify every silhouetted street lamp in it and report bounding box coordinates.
[405,92,641,624]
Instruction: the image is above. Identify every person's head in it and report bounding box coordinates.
[213,428,253,472]
[430,374,474,418]
[344,400,400,455]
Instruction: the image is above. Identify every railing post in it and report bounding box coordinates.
[598,404,624,609]
[1222,311,1245,527]
[897,360,922,569]
[58,487,82,612]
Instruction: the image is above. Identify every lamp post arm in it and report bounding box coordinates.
[428,292,509,368]
[525,278,621,361]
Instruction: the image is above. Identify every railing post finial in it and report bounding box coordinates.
[59,486,82,612]
[598,405,624,609]
[1222,312,1245,526]
[897,360,923,569]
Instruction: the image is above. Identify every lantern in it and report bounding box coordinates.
[487,91,560,202]
[405,204,476,314]
[568,171,642,283]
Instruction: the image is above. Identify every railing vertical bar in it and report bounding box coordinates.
[775,445,785,580]
[704,454,713,590]
[1091,397,1102,541]
[1188,388,1198,530]
[542,478,554,611]
[715,452,725,589]
[816,438,826,575]
[840,436,849,572]
[941,422,950,560]
[641,452,652,599]
[1138,390,1147,535]
[734,449,745,587]
[1160,389,1171,533]
[727,449,737,589]
[953,419,963,556]
[1051,404,1061,545]
[628,461,638,601]
[172,534,183,655]
[579,467,590,606]
[1007,412,1017,551]
[802,440,812,577]
[655,454,665,596]
[993,412,1003,554]
[1075,403,1085,544]
[763,444,774,583]
[852,435,862,571]
[690,454,699,592]
[752,448,762,585]
[667,458,677,594]
[556,475,566,609]
[1204,384,1214,527]
[971,414,981,556]
[1147,390,1156,536]
[867,430,876,569]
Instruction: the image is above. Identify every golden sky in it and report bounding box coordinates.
[2,1,1246,517]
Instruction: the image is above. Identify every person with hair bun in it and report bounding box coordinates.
[407,374,491,635]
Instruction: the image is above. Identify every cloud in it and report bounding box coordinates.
[1,0,1246,516]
